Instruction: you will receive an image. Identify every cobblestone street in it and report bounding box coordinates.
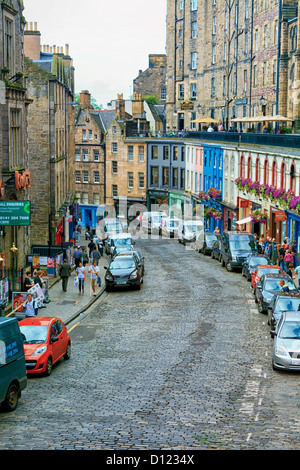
[0,236,299,450]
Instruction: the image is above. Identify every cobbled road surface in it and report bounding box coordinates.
[1,236,299,450]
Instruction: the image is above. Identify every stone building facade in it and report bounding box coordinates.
[74,90,106,226]
[165,0,300,132]
[24,22,76,246]
[0,0,31,282]
[105,94,148,218]
[133,54,167,104]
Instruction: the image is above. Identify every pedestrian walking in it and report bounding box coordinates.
[271,239,278,265]
[284,249,294,273]
[81,247,89,266]
[73,246,82,268]
[24,293,38,318]
[91,247,101,265]
[75,262,86,295]
[88,260,100,296]
[24,272,34,292]
[58,259,71,292]
[88,240,96,257]
[278,244,286,271]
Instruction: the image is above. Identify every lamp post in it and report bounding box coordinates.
[10,243,18,296]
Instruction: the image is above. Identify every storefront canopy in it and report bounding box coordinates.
[191,117,219,124]
[236,217,252,225]
[231,115,294,123]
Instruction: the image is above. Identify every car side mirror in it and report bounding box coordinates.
[104,266,107,270]
[270,330,277,338]
[257,285,262,289]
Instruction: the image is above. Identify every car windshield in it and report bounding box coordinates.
[114,238,131,246]
[116,246,133,253]
[104,223,122,232]
[279,321,300,339]
[185,224,202,233]
[206,235,217,241]
[19,325,48,344]
[250,258,268,266]
[110,259,136,270]
[264,279,296,291]
[257,268,281,276]
[276,298,300,311]
[230,238,256,252]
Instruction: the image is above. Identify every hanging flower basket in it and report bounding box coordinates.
[251,210,268,225]
[208,187,222,200]
[204,208,223,220]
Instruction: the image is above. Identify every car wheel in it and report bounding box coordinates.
[258,301,266,314]
[226,261,233,272]
[64,342,71,360]
[3,383,19,412]
[45,357,53,376]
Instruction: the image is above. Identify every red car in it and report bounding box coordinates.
[19,317,71,376]
[251,265,283,292]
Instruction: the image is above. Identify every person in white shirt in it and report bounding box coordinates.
[88,260,100,296]
[207,125,214,132]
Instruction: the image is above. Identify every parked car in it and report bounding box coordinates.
[194,232,220,255]
[220,231,257,272]
[98,218,126,244]
[106,233,133,256]
[178,219,204,245]
[105,254,144,291]
[0,317,27,412]
[241,255,271,281]
[113,245,135,256]
[19,317,71,376]
[211,239,222,261]
[160,217,180,238]
[270,311,300,371]
[251,265,283,292]
[112,250,145,276]
[255,273,298,314]
[267,292,300,329]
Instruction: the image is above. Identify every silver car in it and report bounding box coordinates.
[271,311,300,371]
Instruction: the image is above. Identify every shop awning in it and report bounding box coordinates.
[190,117,219,124]
[236,217,252,225]
[231,115,294,123]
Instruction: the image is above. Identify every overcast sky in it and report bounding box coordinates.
[24,0,167,108]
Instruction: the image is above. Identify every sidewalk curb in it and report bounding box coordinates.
[64,285,107,326]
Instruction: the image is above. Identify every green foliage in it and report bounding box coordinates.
[142,95,159,105]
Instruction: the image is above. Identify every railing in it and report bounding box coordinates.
[125,129,300,149]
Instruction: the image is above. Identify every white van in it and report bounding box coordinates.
[178,219,204,245]
[142,212,166,233]
[160,217,180,238]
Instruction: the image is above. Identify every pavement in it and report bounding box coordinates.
[7,234,109,326]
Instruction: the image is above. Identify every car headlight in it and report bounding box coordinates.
[129,271,138,279]
[275,347,289,358]
[232,255,236,260]
[263,295,272,302]
[106,272,114,281]
[32,345,47,356]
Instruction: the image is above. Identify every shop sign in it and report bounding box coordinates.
[275,210,286,222]
[240,200,249,208]
[0,201,31,226]
[15,169,30,191]
[180,101,194,110]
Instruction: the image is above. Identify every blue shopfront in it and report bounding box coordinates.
[202,144,223,233]
[287,211,300,252]
[78,204,105,230]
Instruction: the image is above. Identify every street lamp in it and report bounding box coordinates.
[10,243,18,296]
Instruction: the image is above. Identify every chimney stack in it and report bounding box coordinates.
[115,93,126,121]
[24,21,41,61]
